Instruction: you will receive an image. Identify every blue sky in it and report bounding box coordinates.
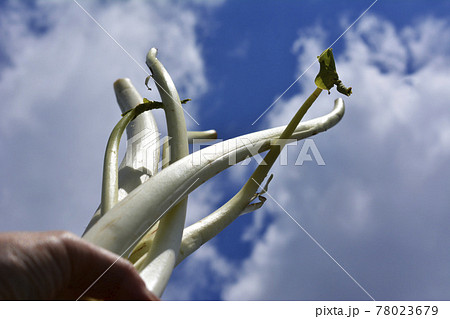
[1,0,450,301]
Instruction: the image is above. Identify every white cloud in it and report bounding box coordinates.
[164,242,236,300]
[0,0,211,235]
[222,223,293,300]
[222,15,450,300]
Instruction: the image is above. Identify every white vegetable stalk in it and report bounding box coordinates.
[137,48,190,297]
[100,105,142,214]
[81,98,344,257]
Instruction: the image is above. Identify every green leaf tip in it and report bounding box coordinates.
[315,48,352,96]
[315,48,338,91]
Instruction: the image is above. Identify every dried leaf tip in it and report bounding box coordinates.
[314,48,352,96]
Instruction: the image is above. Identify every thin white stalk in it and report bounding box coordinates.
[146,48,189,160]
[101,96,163,215]
[81,99,344,257]
[100,109,136,214]
[83,79,160,234]
[138,48,189,297]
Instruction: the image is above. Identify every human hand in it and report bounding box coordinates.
[0,231,158,300]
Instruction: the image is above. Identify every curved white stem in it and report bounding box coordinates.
[82,99,344,258]
[100,108,137,214]
[82,79,160,234]
[138,48,189,297]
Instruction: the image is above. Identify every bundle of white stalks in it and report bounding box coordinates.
[82,47,347,298]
